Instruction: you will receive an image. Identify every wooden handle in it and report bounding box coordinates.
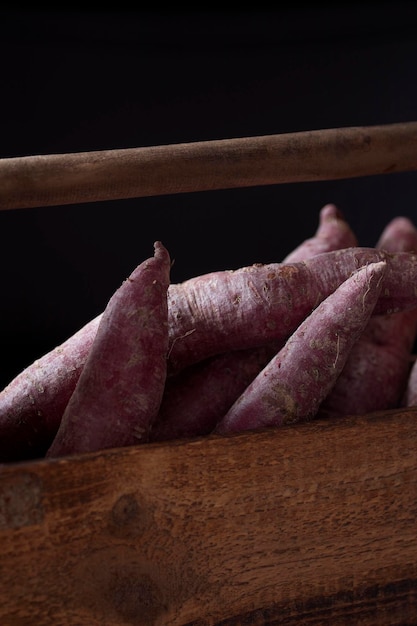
[1,121,417,210]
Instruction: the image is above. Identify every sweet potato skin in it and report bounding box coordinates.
[166,247,417,375]
[150,344,279,442]
[378,216,417,253]
[283,203,358,263]
[215,261,387,435]
[2,245,417,461]
[318,216,417,418]
[402,356,417,406]
[151,204,358,442]
[0,315,101,461]
[46,242,170,457]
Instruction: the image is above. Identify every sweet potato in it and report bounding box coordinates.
[149,344,279,442]
[215,261,387,435]
[377,216,417,253]
[166,246,417,375]
[402,356,417,406]
[318,216,417,418]
[151,204,358,442]
[0,315,101,461]
[2,245,417,461]
[46,241,170,458]
[282,203,358,263]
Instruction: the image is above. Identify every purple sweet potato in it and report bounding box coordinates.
[166,247,417,375]
[46,241,170,458]
[215,261,387,435]
[402,355,417,407]
[149,344,279,442]
[282,203,358,263]
[378,216,417,253]
[3,245,417,461]
[318,216,417,418]
[0,315,101,461]
[151,204,359,442]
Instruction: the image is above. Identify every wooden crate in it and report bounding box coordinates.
[1,409,417,625]
[1,123,417,624]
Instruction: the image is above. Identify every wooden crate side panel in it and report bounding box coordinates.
[0,410,417,625]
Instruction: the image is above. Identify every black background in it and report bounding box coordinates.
[1,5,417,388]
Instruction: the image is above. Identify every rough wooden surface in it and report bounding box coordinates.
[1,409,417,625]
[1,121,417,210]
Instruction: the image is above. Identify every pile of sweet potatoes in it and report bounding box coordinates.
[2,205,417,463]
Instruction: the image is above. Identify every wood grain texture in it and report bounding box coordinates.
[1,408,417,625]
[1,121,417,210]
